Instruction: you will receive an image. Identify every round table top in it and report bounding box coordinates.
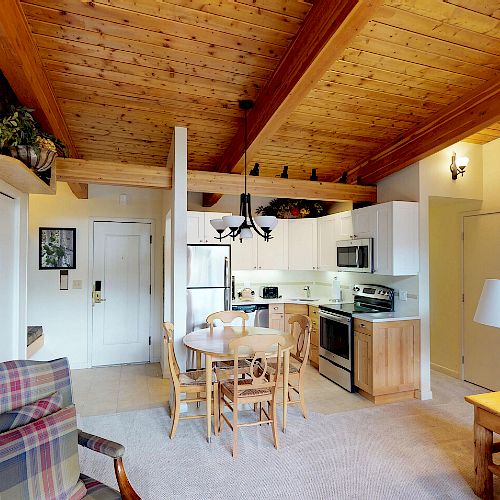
[183,326,294,357]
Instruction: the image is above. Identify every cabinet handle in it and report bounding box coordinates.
[360,323,365,327]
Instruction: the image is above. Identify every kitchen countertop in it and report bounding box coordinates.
[353,312,420,322]
[232,297,350,306]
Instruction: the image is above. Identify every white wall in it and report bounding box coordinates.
[482,138,500,212]
[0,180,28,361]
[28,183,165,368]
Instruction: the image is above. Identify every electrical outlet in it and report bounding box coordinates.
[72,280,83,289]
[399,290,408,301]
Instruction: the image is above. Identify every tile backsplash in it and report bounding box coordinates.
[233,270,419,315]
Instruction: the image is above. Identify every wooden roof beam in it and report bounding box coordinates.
[202,0,382,207]
[348,77,500,185]
[0,0,86,198]
[56,158,376,203]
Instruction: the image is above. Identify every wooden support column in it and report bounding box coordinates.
[0,0,86,198]
[203,0,382,207]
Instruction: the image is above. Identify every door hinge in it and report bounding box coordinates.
[462,355,464,364]
[150,234,152,244]
[462,293,464,303]
[149,336,151,346]
[149,284,151,294]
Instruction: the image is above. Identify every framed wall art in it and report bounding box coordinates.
[39,227,76,270]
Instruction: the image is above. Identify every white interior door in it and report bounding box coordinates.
[0,193,16,361]
[92,221,151,366]
[463,212,500,391]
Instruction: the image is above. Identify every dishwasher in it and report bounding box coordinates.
[232,304,269,327]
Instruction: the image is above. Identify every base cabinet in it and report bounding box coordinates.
[269,304,285,332]
[308,305,319,367]
[354,318,420,404]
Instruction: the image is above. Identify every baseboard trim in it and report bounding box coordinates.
[430,363,460,379]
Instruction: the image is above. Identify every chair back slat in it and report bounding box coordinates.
[0,358,73,413]
[228,334,286,400]
[162,322,181,388]
[206,311,248,332]
[288,314,312,368]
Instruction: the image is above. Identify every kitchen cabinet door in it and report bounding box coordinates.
[187,211,205,244]
[269,313,285,332]
[257,219,288,270]
[353,330,372,393]
[336,211,353,240]
[317,215,337,271]
[288,218,318,270]
[203,211,230,244]
[352,206,375,239]
[231,236,258,270]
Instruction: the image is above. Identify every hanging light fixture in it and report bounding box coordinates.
[210,100,277,242]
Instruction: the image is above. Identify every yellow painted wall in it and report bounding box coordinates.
[429,198,481,377]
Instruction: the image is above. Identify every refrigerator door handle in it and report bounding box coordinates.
[224,288,231,311]
[224,256,229,288]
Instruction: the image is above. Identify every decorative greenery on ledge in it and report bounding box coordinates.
[256,198,326,219]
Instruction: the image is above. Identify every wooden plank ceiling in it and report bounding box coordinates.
[19,0,500,184]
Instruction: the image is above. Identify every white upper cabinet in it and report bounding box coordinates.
[288,218,318,270]
[187,211,205,244]
[352,206,374,239]
[257,219,288,270]
[336,211,354,240]
[231,235,258,270]
[350,202,419,276]
[187,211,230,244]
[317,214,337,271]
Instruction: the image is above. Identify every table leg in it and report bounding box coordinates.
[282,350,289,433]
[474,409,493,500]
[205,353,212,443]
[196,351,202,369]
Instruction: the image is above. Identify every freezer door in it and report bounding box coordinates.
[186,288,229,334]
[187,245,230,288]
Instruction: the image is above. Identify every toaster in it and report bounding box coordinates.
[260,286,280,299]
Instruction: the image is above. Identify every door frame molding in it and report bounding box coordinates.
[461,208,500,385]
[87,217,155,368]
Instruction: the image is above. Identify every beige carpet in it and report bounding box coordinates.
[78,375,499,499]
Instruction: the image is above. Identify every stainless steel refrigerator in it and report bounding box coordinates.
[186,245,231,335]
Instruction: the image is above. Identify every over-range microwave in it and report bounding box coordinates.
[336,238,373,273]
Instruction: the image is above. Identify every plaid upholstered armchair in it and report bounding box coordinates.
[0,358,140,499]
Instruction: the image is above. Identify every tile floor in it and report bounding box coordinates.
[72,362,375,417]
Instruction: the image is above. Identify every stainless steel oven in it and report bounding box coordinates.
[318,285,395,392]
[319,309,353,391]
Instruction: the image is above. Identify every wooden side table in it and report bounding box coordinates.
[465,392,500,500]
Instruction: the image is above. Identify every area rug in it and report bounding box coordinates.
[78,393,498,500]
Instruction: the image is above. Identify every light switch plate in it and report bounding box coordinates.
[399,290,408,301]
[72,280,83,289]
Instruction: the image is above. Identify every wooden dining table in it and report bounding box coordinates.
[183,325,295,442]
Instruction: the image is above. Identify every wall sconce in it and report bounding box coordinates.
[450,152,469,180]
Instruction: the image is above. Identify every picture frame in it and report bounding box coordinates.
[39,227,76,270]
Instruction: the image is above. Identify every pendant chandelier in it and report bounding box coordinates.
[210,100,277,242]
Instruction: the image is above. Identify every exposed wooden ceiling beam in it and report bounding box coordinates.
[202,0,383,207]
[56,158,376,203]
[0,0,86,198]
[348,77,500,185]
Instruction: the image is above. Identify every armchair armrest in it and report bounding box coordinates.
[78,429,125,459]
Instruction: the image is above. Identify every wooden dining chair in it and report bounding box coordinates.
[266,314,311,418]
[162,322,219,439]
[207,311,251,379]
[219,333,286,458]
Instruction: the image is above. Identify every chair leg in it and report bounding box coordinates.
[170,393,180,439]
[213,384,219,435]
[271,396,279,450]
[298,378,308,419]
[232,402,238,458]
[219,388,224,432]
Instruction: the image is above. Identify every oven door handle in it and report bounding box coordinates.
[319,311,351,325]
